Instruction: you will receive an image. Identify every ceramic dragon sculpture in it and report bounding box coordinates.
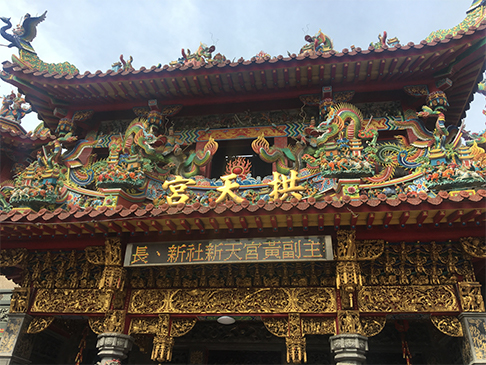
[251,133,310,175]
[313,103,364,145]
[123,118,219,177]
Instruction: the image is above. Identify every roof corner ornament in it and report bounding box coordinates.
[0,11,78,75]
[299,30,333,56]
[0,91,31,122]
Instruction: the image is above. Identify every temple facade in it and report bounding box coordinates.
[0,3,485,365]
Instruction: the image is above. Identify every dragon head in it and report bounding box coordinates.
[0,17,11,25]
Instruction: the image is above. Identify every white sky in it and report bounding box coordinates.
[1,0,484,133]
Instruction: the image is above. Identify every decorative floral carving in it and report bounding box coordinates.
[430,315,463,337]
[88,317,105,335]
[26,316,54,334]
[128,318,159,335]
[358,285,459,312]
[360,316,386,337]
[170,318,196,337]
[262,317,288,337]
[129,287,336,314]
[31,289,112,313]
[460,237,486,258]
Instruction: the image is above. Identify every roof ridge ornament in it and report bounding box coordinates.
[0,11,78,75]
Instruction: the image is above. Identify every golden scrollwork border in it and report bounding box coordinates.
[358,285,459,312]
[129,287,336,314]
[27,316,54,334]
[31,289,112,313]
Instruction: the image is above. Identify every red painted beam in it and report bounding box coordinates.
[433,210,446,226]
[446,210,463,225]
[350,213,359,229]
[399,211,410,227]
[295,67,301,86]
[53,224,69,236]
[430,49,455,69]
[270,216,278,232]
[224,217,234,233]
[330,64,337,81]
[416,211,428,227]
[165,220,177,234]
[302,215,308,231]
[181,77,194,95]
[237,73,246,91]
[353,62,361,83]
[226,73,235,91]
[260,70,268,89]
[66,224,83,236]
[249,71,257,89]
[342,63,349,81]
[40,225,55,236]
[123,222,137,235]
[209,218,219,232]
[334,214,341,230]
[272,69,278,87]
[383,212,393,228]
[377,59,386,81]
[80,223,95,236]
[94,222,109,235]
[27,225,43,236]
[139,80,153,97]
[367,213,375,229]
[192,76,203,94]
[160,78,171,95]
[319,65,325,83]
[215,74,224,92]
[364,60,373,82]
[318,214,324,231]
[151,220,164,234]
[286,215,293,232]
[128,81,140,97]
[203,75,214,94]
[194,218,205,233]
[255,216,263,232]
[180,219,191,234]
[307,66,313,85]
[137,221,150,234]
[419,52,440,71]
[171,78,181,94]
[461,209,481,223]
[108,222,122,235]
[240,217,248,232]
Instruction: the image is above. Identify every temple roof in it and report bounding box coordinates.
[2,21,485,129]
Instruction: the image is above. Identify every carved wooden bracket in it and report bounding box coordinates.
[27,316,55,334]
[430,315,463,337]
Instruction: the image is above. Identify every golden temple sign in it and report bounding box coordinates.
[125,236,333,266]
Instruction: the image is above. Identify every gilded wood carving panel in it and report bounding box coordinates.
[129,287,336,314]
[358,285,459,312]
[31,289,112,313]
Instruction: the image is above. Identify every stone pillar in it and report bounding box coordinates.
[329,334,368,365]
[0,313,33,365]
[96,332,133,365]
[459,313,486,365]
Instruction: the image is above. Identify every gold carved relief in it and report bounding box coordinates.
[105,237,122,266]
[358,285,459,312]
[460,237,486,258]
[336,230,357,260]
[262,317,288,337]
[458,282,485,312]
[84,246,105,265]
[129,287,336,314]
[430,316,463,337]
[88,311,125,334]
[338,310,362,334]
[302,317,336,335]
[171,318,197,337]
[0,318,22,353]
[9,288,29,313]
[99,266,125,290]
[31,289,112,313]
[0,248,27,266]
[360,316,386,337]
[88,317,105,335]
[27,316,54,334]
[128,318,159,335]
[356,240,384,261]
